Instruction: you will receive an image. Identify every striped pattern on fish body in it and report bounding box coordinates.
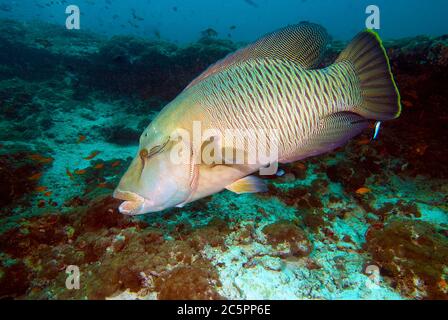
[187,57,362,162]
[113,23,401,214]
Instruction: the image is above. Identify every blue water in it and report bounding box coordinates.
[1,0,447,43]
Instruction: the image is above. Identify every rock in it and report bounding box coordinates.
[262,221,313,258]
[364,220,448,299]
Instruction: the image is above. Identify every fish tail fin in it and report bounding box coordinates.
[336,30,401,120]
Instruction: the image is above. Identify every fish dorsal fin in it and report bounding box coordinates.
[186,22,329,89]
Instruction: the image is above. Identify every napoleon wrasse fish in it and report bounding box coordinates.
[114,23,401,215]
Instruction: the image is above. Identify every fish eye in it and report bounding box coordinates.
[139,148,149,159]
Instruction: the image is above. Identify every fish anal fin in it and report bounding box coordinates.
[226,176,268,194]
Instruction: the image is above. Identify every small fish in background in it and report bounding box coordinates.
[28,154,43,161]
[111,160,121,168]
[77,135,86,143]
[131,8,144,21]
[35,186,48,193]
[66,167,74,180]
[201,28,218,38]
[372,121,382,140]
[97,182,111,189]
[94,163,104,169]
[28,154,54,164]
[28,172,43,181]
[229,25,237,30]
[128,20,140,29]
[0,3,12,12]
[84,150,100,160]
[356,138,371,146]
[153,29,161,39]
[356,187,371,195]
[243,0,259,8]
[112,14,119,20]
[41,157,54,164]
[74,169,87,175]
[172,6,178,12]
[414,142,428,156]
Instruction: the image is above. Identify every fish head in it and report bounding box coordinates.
[113,123,195,215]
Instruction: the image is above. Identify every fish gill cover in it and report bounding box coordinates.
[0,0,447,300]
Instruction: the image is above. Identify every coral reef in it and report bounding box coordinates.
[0,195,230,299]
[0,147,53,213]
[155,266,222,300]
[0,19,447,300]
[364,220,448,299]
[262,221,313,258]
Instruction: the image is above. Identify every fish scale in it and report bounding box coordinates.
[191,57,361,161]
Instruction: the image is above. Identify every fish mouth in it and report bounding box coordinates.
[113,189,148,215]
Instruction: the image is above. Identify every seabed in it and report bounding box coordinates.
[0,20,447,300]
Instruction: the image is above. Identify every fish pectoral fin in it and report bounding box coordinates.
[281,112,370,163]
[226,176,268,194]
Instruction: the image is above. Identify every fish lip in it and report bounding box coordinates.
[118,201,143,215]
[113,188,147,215]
